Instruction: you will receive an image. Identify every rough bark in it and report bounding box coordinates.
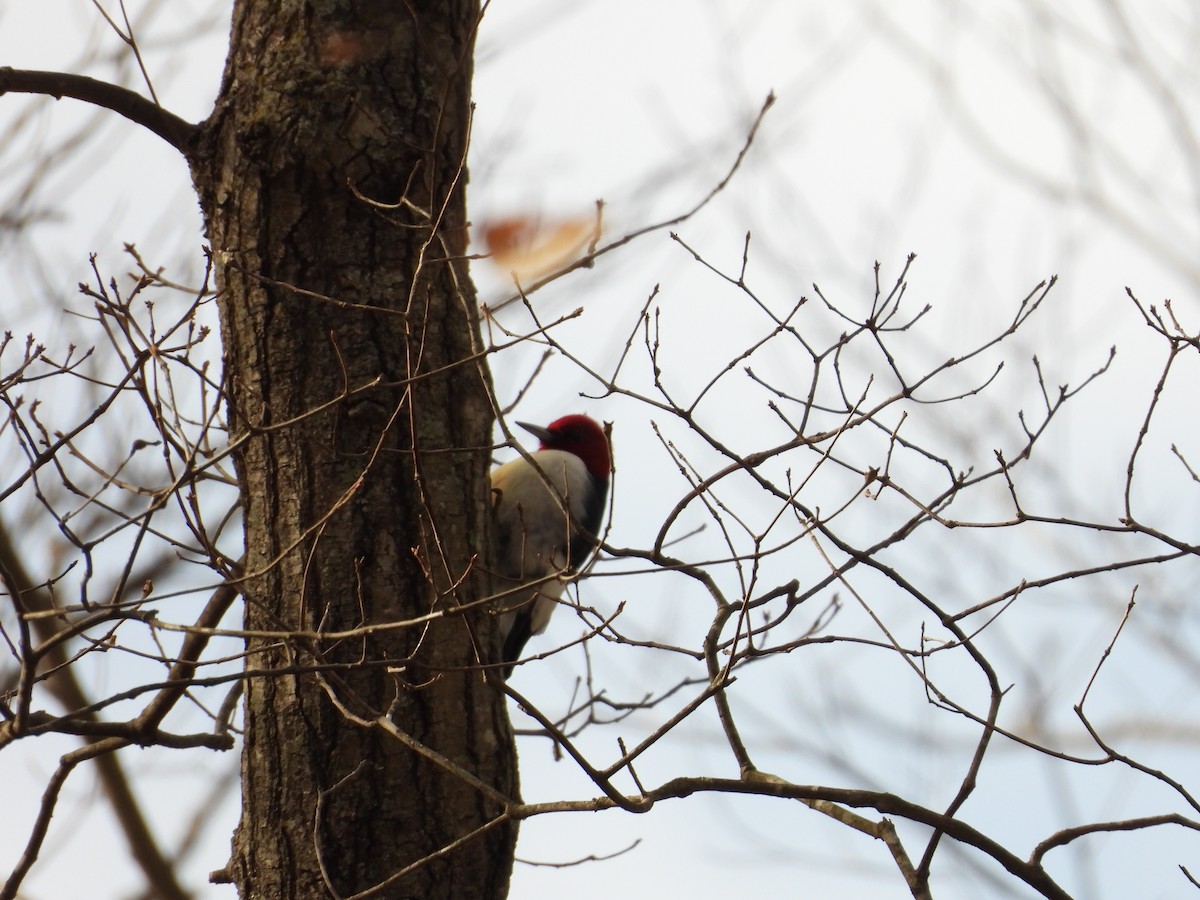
[189,2,516,897]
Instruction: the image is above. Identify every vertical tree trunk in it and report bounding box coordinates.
[190,2,516,897]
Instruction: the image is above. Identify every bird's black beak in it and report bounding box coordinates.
[516,421,553,444]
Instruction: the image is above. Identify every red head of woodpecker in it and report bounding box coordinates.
[490,414,611,678]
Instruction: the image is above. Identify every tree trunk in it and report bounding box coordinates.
[189,2,517,897]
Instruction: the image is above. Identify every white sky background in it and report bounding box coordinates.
[1,1,1199,898]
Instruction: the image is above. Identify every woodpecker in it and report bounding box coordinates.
[491,414,611,678]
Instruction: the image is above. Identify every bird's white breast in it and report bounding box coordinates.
[490,449,593,562]
[491,449,594,636]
